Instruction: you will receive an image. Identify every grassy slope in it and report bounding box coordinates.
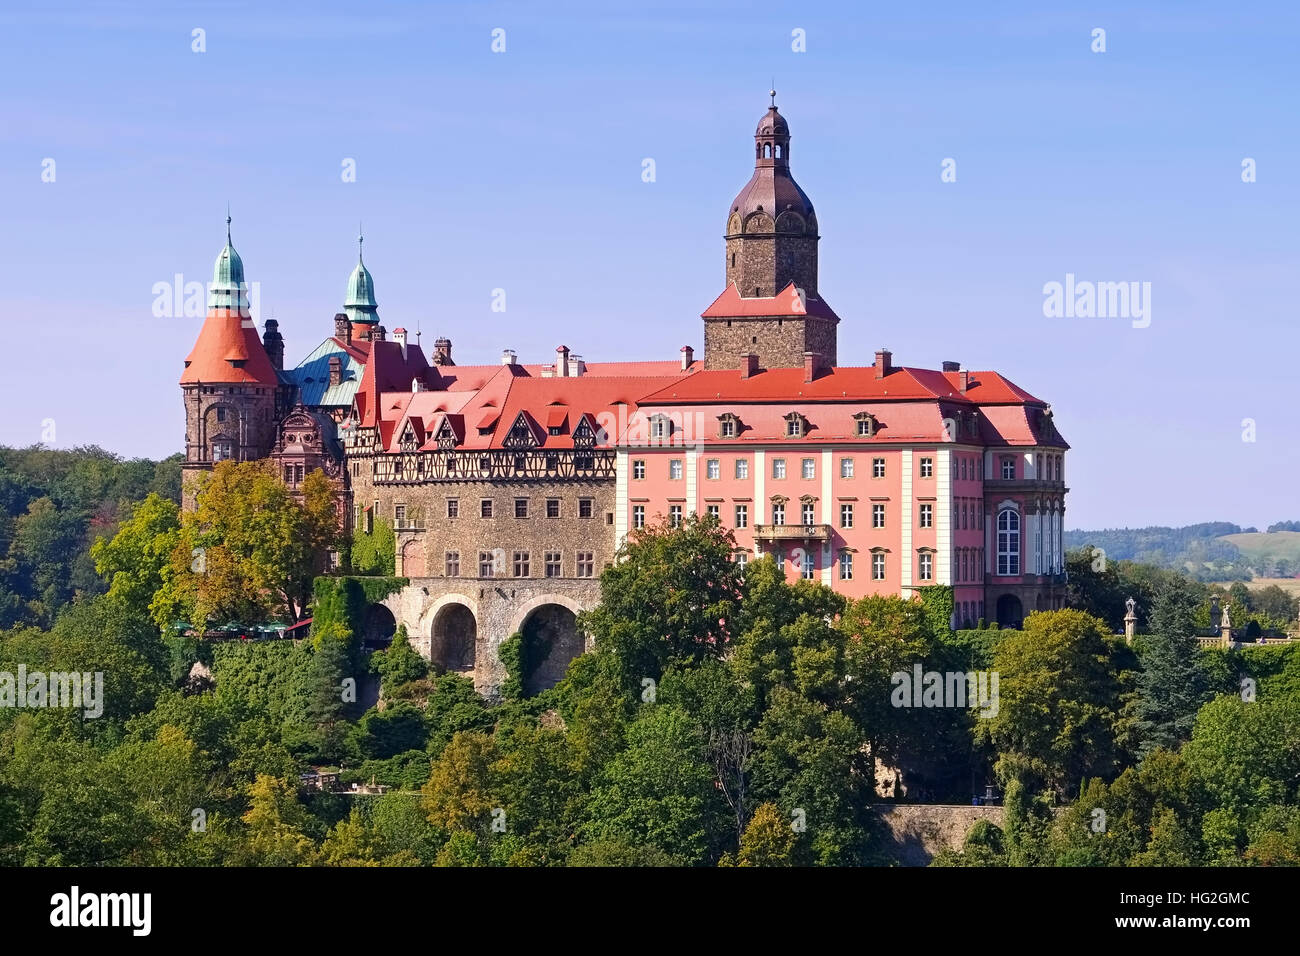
[1220,531,1300,566]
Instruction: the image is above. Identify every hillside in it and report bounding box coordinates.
[1064,522,1300,581]
[1220,531,1300,573]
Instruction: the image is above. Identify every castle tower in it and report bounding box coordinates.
[179,217,280,505]
[703,92,839,370]
[344,233,380,340]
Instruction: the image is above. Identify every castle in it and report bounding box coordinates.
[180,96,1069,697]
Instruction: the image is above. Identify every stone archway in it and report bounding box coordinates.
[996,594,1023,630]
[362,602,397,647]
[518,603,583,696]
[431,602,476,673]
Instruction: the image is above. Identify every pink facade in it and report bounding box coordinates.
[612,365,1069,628]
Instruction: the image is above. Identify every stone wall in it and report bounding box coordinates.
[872,803,1005,866]
[354,476,618,580]
[703,315,838,369]
[377,576,603,698]
[725,231,818,298]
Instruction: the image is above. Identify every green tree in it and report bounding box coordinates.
[582,706,724,865]
[978,609,1124,794]
[737,802,796,866]
[579,514,742,695]
[152,460,339,630]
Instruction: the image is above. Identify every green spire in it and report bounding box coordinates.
[344,229,379,325]
[209,212,249,312]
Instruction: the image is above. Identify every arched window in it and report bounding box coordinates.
[763,143,771,158]
[997,509,1020,576]
[774,144,782,158]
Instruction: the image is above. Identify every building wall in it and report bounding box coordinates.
[181,382,279,507]
[981,446,1068,625]
[627,440,959,599]
[724,231,819,299]
[703,315,838,369]
[349,466,618,582]
[378,576,602,698]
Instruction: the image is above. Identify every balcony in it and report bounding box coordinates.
[982,478,1069,493]
[752,523,833,543]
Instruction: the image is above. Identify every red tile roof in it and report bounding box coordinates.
[349,333,1061,452]
[181,309,280,385]
[702,281,840,322]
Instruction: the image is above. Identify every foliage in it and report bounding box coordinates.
[152,461,339,630]
[350,517,395,575]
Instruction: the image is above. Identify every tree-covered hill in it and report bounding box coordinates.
[0,445,181,628]
[1063,522,1300,580]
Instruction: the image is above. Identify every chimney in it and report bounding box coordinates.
[371,325,386,343]
[433,336,453,366]
[942,360,960,372]
[501,349,517,365]
[680,345,694,371]
[556,345,570,378]
[569,354,585,377]
[803,351,825,383]
[740,352,759,379]
[333,313,351,345]
[262,319,284,370]
[393,327,408,360]
[328,355,342,386]
[959,370,970,393]
[874,348,893,380]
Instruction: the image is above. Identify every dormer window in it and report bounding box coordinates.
[717,413,740,439]
[572,416,596,448]
[503,412,538,449]
[649,413,672,442]
[853,411,876,437]
[784,411,807,438]
[435,417,458,449]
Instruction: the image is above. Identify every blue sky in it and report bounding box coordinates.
[3,0,1297,530]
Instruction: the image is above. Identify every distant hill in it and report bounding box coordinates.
[1220,531,1300,575]
[1064,522,1300,581]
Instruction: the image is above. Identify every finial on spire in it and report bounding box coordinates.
[357,221,364,263]
[770,84,776,108]
[226,202,232,243]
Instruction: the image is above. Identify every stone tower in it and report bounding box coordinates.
[179,218,281,506]
[704,93,839,370]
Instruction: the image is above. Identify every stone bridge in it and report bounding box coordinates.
[369,577,603,699]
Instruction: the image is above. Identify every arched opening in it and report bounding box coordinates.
[996,508,1020,576]
[774,144,782,158]
[431,604,476,673]
[400,539,426,577]
[520,604,582,696]
[763,143,771,158]
[996,594,1023,629]
[362,603,397,648]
